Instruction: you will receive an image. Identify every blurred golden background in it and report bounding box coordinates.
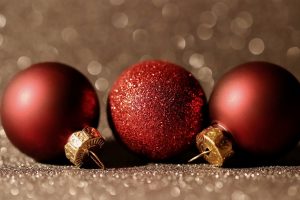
[0,1,300,199]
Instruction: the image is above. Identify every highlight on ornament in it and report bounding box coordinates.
[189,61,300,166]
[0,62,105,168]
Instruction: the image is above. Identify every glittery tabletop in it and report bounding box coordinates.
[1,0,300,199]
[1,125,300,200]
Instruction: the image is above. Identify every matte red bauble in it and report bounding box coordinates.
[193,62,300,166]
[108,60,206,160]
[1,62,100,163]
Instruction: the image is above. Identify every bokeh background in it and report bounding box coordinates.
[1,0,300,199]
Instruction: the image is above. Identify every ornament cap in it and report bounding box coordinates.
[64,127,105,168]
[195,125,234,166]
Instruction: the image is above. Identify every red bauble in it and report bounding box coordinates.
[1,62,100,162]
[108,60,206,160]
[210,62,300,156]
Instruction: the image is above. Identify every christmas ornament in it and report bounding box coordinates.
[189,62,300,166]
[108,60,206,160]
[1,62,105,168]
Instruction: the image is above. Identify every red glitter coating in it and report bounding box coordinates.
[210,62,300,156]
[108,60,206,160]
[1,62,100,162]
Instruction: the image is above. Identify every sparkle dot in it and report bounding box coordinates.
[170,186,181,197]
[110,0,125,6]
[287,46,300,57]
[69,187,77,196]
[199,11,217,28]
[197,25,213,40]
[236,11,253,29]
[162,3,179,19]
[189,53,204,68]
[235,18,248,29]
[205,184,214,192]
[17,56,32,69]
[0,14,6,28]
[215,181,223,189]
[172,35,186,50]
[197,67,212,82]
[87,60,102,75]
[0,147,7,153]
[61,27,78,43]
[248,38,265,55]
[132,29,149,43]
[38,44,59,60]
[10,188,19,196]
[106,185,117,196]
[231,190,250,200]
[112,12,128,28]
[95,78,109,92]
[230,19,249,36]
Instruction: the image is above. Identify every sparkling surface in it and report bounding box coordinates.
[108,60,206,160]
[0,0,300,199]
[1,126,300,200]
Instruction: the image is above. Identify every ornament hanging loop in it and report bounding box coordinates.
[188,150,211,163]
[87,150,105,169]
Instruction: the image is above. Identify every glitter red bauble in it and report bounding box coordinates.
[108,60,206,160]
[210,62,300,156]
[1,62,100,162]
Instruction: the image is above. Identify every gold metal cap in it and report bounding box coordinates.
[194,125,234,166]
[64,127,105,169]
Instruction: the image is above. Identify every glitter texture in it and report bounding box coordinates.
[108,60,206,160]
[1,0,300,199]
